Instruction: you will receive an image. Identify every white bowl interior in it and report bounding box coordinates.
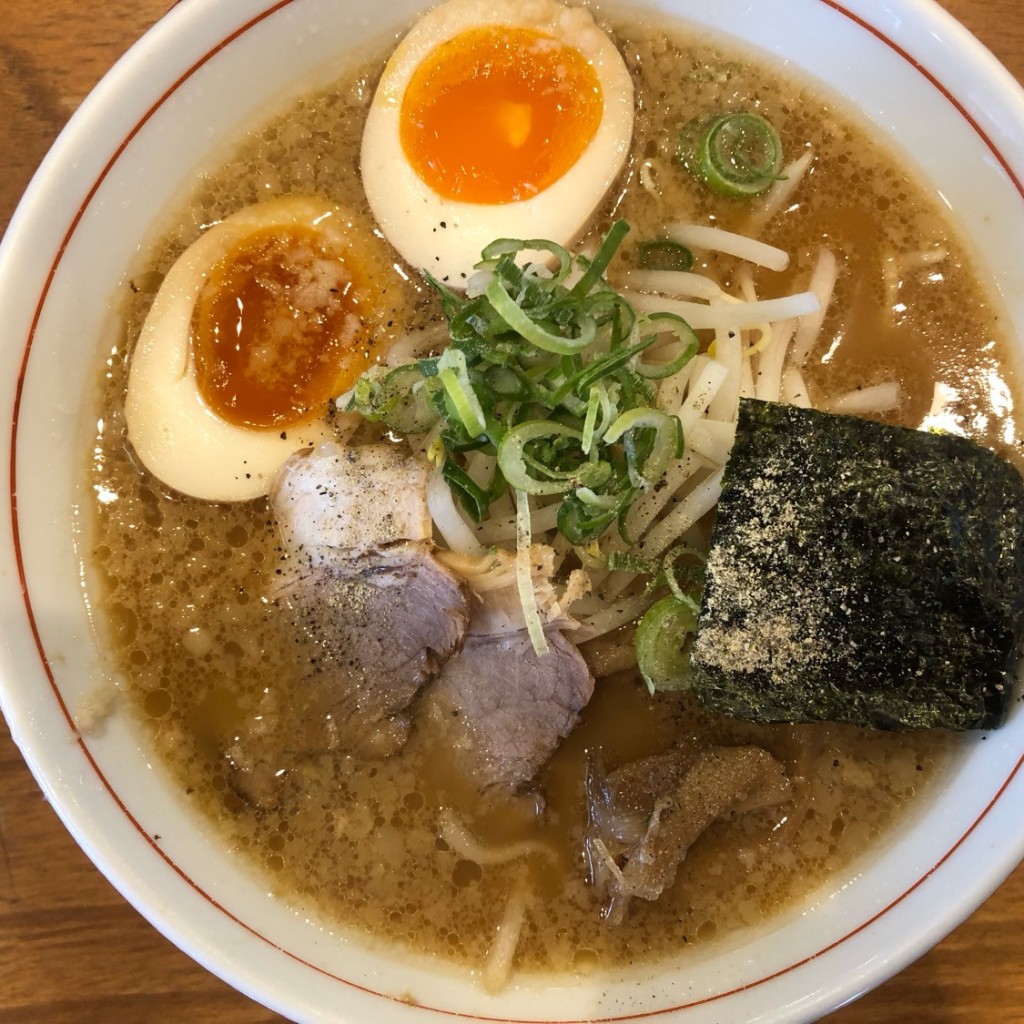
[1,0,1023,1021]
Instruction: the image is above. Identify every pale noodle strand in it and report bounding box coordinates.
[384,323,449,366]
[638,158,660,196]
[625,289,820,331]
[920,382,965,434]
[687,419,737,466]
[884,246,948,311]
[608,457,706,598]
[899,245,948,271]
[826,381,902,415]
[790,248,838,364]
[438,808,558,867]
[578,592,657,641]
[883,253,901,310]
[677,358,729,434]
[474,502,560,545]
[754,318,796,402]
[464,451,496,488]
[638,468,725,561]
[734,263,758,302]
[746,147,816,232]
[427,469,484,555]
[657,352,706,418]
[482,874,529,994]
[625,268,725,300]
[781,366,812,408]
[663,222,790,271]
[708,331,742,422]
[738,348,756,400]
[625,453,702,541]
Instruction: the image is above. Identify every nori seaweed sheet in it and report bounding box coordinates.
[689,399,1024,730]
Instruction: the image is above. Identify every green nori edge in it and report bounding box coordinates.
[689,399,1024,730]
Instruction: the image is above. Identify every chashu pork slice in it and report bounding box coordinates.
[227,443,470,807]
[274,540,470,754]
[270,442,471,749]
[423,549,594,794]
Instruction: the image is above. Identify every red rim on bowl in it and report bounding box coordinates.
[2,1,1024,1020]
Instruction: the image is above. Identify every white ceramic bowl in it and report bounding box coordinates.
[1,1,1023,1021]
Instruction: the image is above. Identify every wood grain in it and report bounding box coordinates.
[1,1,1022,1021]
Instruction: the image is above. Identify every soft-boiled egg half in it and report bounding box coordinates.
[361,0,634,285]
[125,195,403,502]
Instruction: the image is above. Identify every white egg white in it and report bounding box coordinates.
[360,0,635,287]
[125,196,373,503]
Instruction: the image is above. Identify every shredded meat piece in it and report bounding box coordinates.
[585,746,791,923]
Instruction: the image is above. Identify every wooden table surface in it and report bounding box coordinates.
[2,1,1023,1021]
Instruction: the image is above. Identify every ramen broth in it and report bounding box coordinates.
[86,14,1020,973]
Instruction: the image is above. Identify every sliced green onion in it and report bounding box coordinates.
[349,365,439,433]
[634,312,700,380]
[680,112,783,198]
[606,550,658,574]
[636,595,697,694]
[485,275,596,355]
[351,221,688,553]
[637,239,694,272]
[441,458,491,522]
[581,386,601,455]
[480,237,572,283]
[574,487,621,510]
[437,348,487,438]
[571,220,630,297]
[349,372,383,415]
[485,364,528,399]
[515,490,550,657]
[497,421,584,495]
[556,333,657,400]
[559,392,588,418]
[522,451,611,491]
[597,382,619,438]
[661,544,706,606]
[557,491,622,545]
[603,407,683,490]
[585,290,636,351]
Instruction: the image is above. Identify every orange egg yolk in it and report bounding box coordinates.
[193,226,374,429]
[400,26,604,204]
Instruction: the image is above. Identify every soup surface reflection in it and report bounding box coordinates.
[85,11,1020,975]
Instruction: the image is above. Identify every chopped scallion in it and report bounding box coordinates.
[636,595,698,694]
[637,239,694,272]
[680,112,784,198]
[350,220,699,553]
[515,490,550,657]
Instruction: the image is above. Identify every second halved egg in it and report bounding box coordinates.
[360,0,635,286]
[125,195,405,502]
